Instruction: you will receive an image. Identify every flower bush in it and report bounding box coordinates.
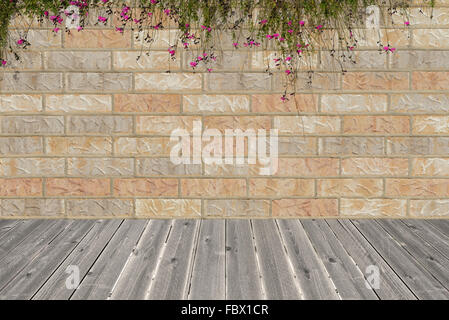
[0,0,435,99]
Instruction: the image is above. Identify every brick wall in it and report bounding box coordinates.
[1,3,449,218]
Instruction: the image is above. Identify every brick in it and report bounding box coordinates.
[1,116,64,134]
[206,73,271,91]
[412,158,449,176]
[0,158,65,176]
[113,51,180,70]
[133,30,179,49]
[272,199,338,217]
[0,73,62,92]
[252,94,317,113]
[340,199,407,217]
[135,73,202,91]
[356,29,410,49]
[249,179,314,197]
[317,179,383,197]
[0,199,64,217]
[44,51,111,70]
[343,116,410,134]
[410,200,449,217]
[0,95,42,112]
[412,72,449,90]
[66,73,132,92]
[46,137,112,155]
[390,50,449,70]
[136,199,201,217]
[276,158,339,176]
[113,178,178,196]
[204,163,252,176]
[204,116,271,131]
[137,158,201,176]
[114,94,180,113]
[46,178,110,196]
[387,137,449,155]
[413,29,449,48]
[0,178,42,196]
[181,179,246,197]
[114,137,174,156]
[67,116,133,134]
[186,51,250,71]
[386,179,449,197]
[67,158,134,176]
[342,158,408,176]
[321,94,387,113]
[136,116,200,134]
[0,137,43,155]
[278,137,317,156]
[46,95,112,113]
[205,200,270,217]
[274,116,340,134]
[321,50,386,70]
[23,30,62,48]
[390,94,449,113]
[67,199,133,217]
[65,30,131,48]
[273,72,341,91]
[319,137,384,155]
[413,116,449,134]
[183,95,250,113]
[342,72,409,90]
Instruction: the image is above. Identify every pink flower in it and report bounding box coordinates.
[280,96,287,102]
[232,42,238,48]
[259,19,267,25]
[44,11,49,17]
[207,68,213,72]
[349,46,354,51]
[285,56,292,61]
[164,9,170,15]
[101,0,108,3]
[148,12,153,16]
[77,26,83,31]
[404,21,410,26]
[98,16,107,23]
[299,20,305,26]
[53,27,60,33]
[316,25,323,30]
[168,49,176,56]
[151,0,157,3]
[288,21,292,26]
[116,27,124,33]
[1,60,6,66]
[189,61,198,68]
[185,24,189,28]
[17,39,24,45]
[285,69,291,75]
[288,29,293,34]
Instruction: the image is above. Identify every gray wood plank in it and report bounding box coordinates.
[251,219,301,299]
[225,220,263,300]
[327,219,416,300]
[0,220,72,292]
[110,219,172,300]
[353,219,449,299]
[277,219,339,300]
[146,220,200,300]
[376,219,449,290]
[33,220,123,300]
[301,220,378,300]
[426,220,449,236]
[70,220,148,300]
[188,220,225,300]
[0,220,22,238]
[0,220,95,300]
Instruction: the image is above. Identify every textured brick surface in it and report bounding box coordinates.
[2,8,449,218]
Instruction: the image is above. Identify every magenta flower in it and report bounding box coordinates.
[207,68,213,72]
[259,19,267,25]
[232,42,238,48]
[17,39,24,45]
[53,27,60,33]
[98,16,107,23]
[316,25,323,30]
[285,69,291,75]
[1,60,6,66]
[164,9,170,15]
[190,61,198,68]
[404,21,410,26]
[299,21,305,26]
[77,26,83,31]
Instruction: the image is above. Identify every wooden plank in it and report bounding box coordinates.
[0,220,72,292]
[401,220,449,260]
[71,220,148,300]
[251,219,301,299]
[0,220,95,299]
[301,220,378,300]
[225,220,263,300]
[33,220,123,300]
[110,220,172,300]
[426,220,449,236]
[377,219,449,290]
[277,220,339,300]
[327,219,416,300]
[353,219,449,299]
[0,220,22,238]
[188,220,225,300]
[146,220,199,300]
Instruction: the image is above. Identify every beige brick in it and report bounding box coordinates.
[113,178,178,196]
[137,158,201,176]
[0,158,65,176]
[114,94,180,113]
[390,50,449,70]
[183,95,250,113]
[413,158,449,176]
[0,178,42,196]
[206,73,271,91]
[135,73,202,91]
[205,200,270,217]
[204,116,271,131]
[317,179,383,197]
[321,94,387,113]
[274,116,340,134]
[44,51,111,70]
[342,72,409,90]
[67,116,132,134]
[0,73,63,92]
[413,116,449,134]
[181,179,246,197]
[67,158,134,176]
[136,199,201,217]
[412,72,449,90]
[278,137,317,156]
[114,137,174,156]
[113,51,180,70]
[340,199,407,217]
[272,199,338,217]
[390,94,449,113]
[65,30,131,48]
[23,30,62,48]
[343,116,409,135]
[319,137,384,155]
[66,73,132,92]
[0,137,43,155]
[341,158,408,176]
[67,199,133,217]
[321,50,386,70]
[136,116,200,135]
[413,29,449,48]
[386,179,449,197]
[46,178,110,196]
[277,158,339,176]
[0,199,64,217]
[46,137,112,155]
[46,94,112,113]
[249,178,314,197]
[204,163,252,176]
[185,51,250,71]
[410,200,449,217]
[1,116,64,134]
[0,95,42,112]
[252,94,318,113]
[133,30,179,49]
[273,72,341,91]
[387,137,449,155]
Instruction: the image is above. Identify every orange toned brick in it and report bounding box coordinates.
[114,137,175,156]
[136,116,200,135]
[203,116,271,131]
[252,94,318,113]
[341,158,409,176]
[386,179,449,197]
[136,199,201,217]
[65,30,131,48]
[46,178,110,196]
[0,178,42,196]
[272,199,338,217]
[276,158,339,177]
[343,116,410,134]
[340,199,407,217]
[412,158,449,176]
[317,179,383,197]
[46,137,112,155]
[113,178,178,196]
[274,116,340,134]
[342,72,409,90]
[181,179,246,197]
[412,72,449,90]
[249,179,314,197]
[114,94,181,113]
[413,116,449,134]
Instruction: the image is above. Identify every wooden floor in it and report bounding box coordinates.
[0,219,448,300]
